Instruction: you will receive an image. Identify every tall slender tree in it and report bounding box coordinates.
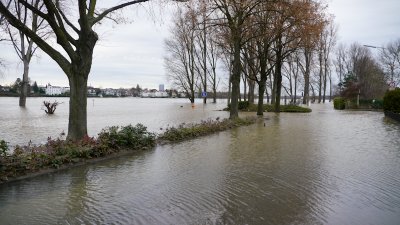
[5,0,49,107]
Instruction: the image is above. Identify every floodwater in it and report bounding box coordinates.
[0,97,228,146]
[0,99,400,225]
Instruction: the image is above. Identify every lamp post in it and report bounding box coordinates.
[363,44,395,89]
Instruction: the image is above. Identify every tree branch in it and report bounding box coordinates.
[92,0,149,25]
[0,1,71,76]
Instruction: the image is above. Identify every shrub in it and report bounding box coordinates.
[383,89,400,113]
[226,101,250,111]
[263,104,311,113]
[238,101,250,110]
[371,99,384,109]
[97,124,156,150]
[0,140,8,157]
[334,97,346,110]
[159,117,256,143]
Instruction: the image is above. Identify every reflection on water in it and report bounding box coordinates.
[0,97,228,145]
[0,103,400,224]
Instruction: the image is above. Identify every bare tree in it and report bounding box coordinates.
[381,39,400,87]
[210,0,263,119]
[165,7,198,103]
[5,0,49,107]
[0,0,185,141]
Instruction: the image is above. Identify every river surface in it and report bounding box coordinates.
[0,99,400,225]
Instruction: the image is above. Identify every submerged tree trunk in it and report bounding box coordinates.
[19,59,29,107]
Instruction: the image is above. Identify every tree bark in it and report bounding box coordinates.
[257,79,266,116]
[303,49,311,105]
[274,44,283,112]
[19,59,29,107]
[68,73,88,141]
[248,78,255,104]
[230,34,241,119]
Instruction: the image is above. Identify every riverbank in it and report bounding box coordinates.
[0,117,256,184]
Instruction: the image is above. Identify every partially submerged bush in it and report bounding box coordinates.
[225,103,311,113]
[0,140,8,157]
[159,117,256,143]
[97,124,156,150]
[383,89,400,113]
[226,101,250,111]
[334,97,346,110]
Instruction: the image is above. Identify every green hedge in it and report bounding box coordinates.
[334,97,346,110]
[383,89,400,113]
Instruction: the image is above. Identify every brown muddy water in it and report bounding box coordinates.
[0,99,399,225]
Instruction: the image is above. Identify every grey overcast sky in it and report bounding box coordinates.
[0,0,399,89]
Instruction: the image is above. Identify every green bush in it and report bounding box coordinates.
[383,89,400,113]
[371,99,384,109]
[226,101,250,111]
[334,97,346,110]
[0,140,8,157]
[263,104,312,113]
[97,124,156,149]
[238,101,250,110]
[159,117,256,143]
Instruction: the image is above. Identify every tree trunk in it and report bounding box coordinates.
[19,59,29,107]
[257,79,267,116]
[248,79,255,104]
[227,75,231,107]
[230,35,241,119]
[271,73,276,105]
[274,46,283,112]
[323,57,328,103]
[67,73,88,141]
[318,53,323,103]
[213,67,217,103]
[242,75,247,102]
[303,49,311,105]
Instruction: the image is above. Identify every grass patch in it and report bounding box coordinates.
[158,117,257,143]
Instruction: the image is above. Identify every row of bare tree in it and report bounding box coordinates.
[164,0,338,117]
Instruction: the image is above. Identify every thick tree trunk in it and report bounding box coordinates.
[230,35,241,119]
[274,58,282,112]
[67,73,88,141]
[257,79,266,116]
[274,44,283,112]
[248,80,255,104]
[19,59,29,107]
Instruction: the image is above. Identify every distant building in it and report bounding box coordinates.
[159,84,165,92]
[46,84,69,96]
